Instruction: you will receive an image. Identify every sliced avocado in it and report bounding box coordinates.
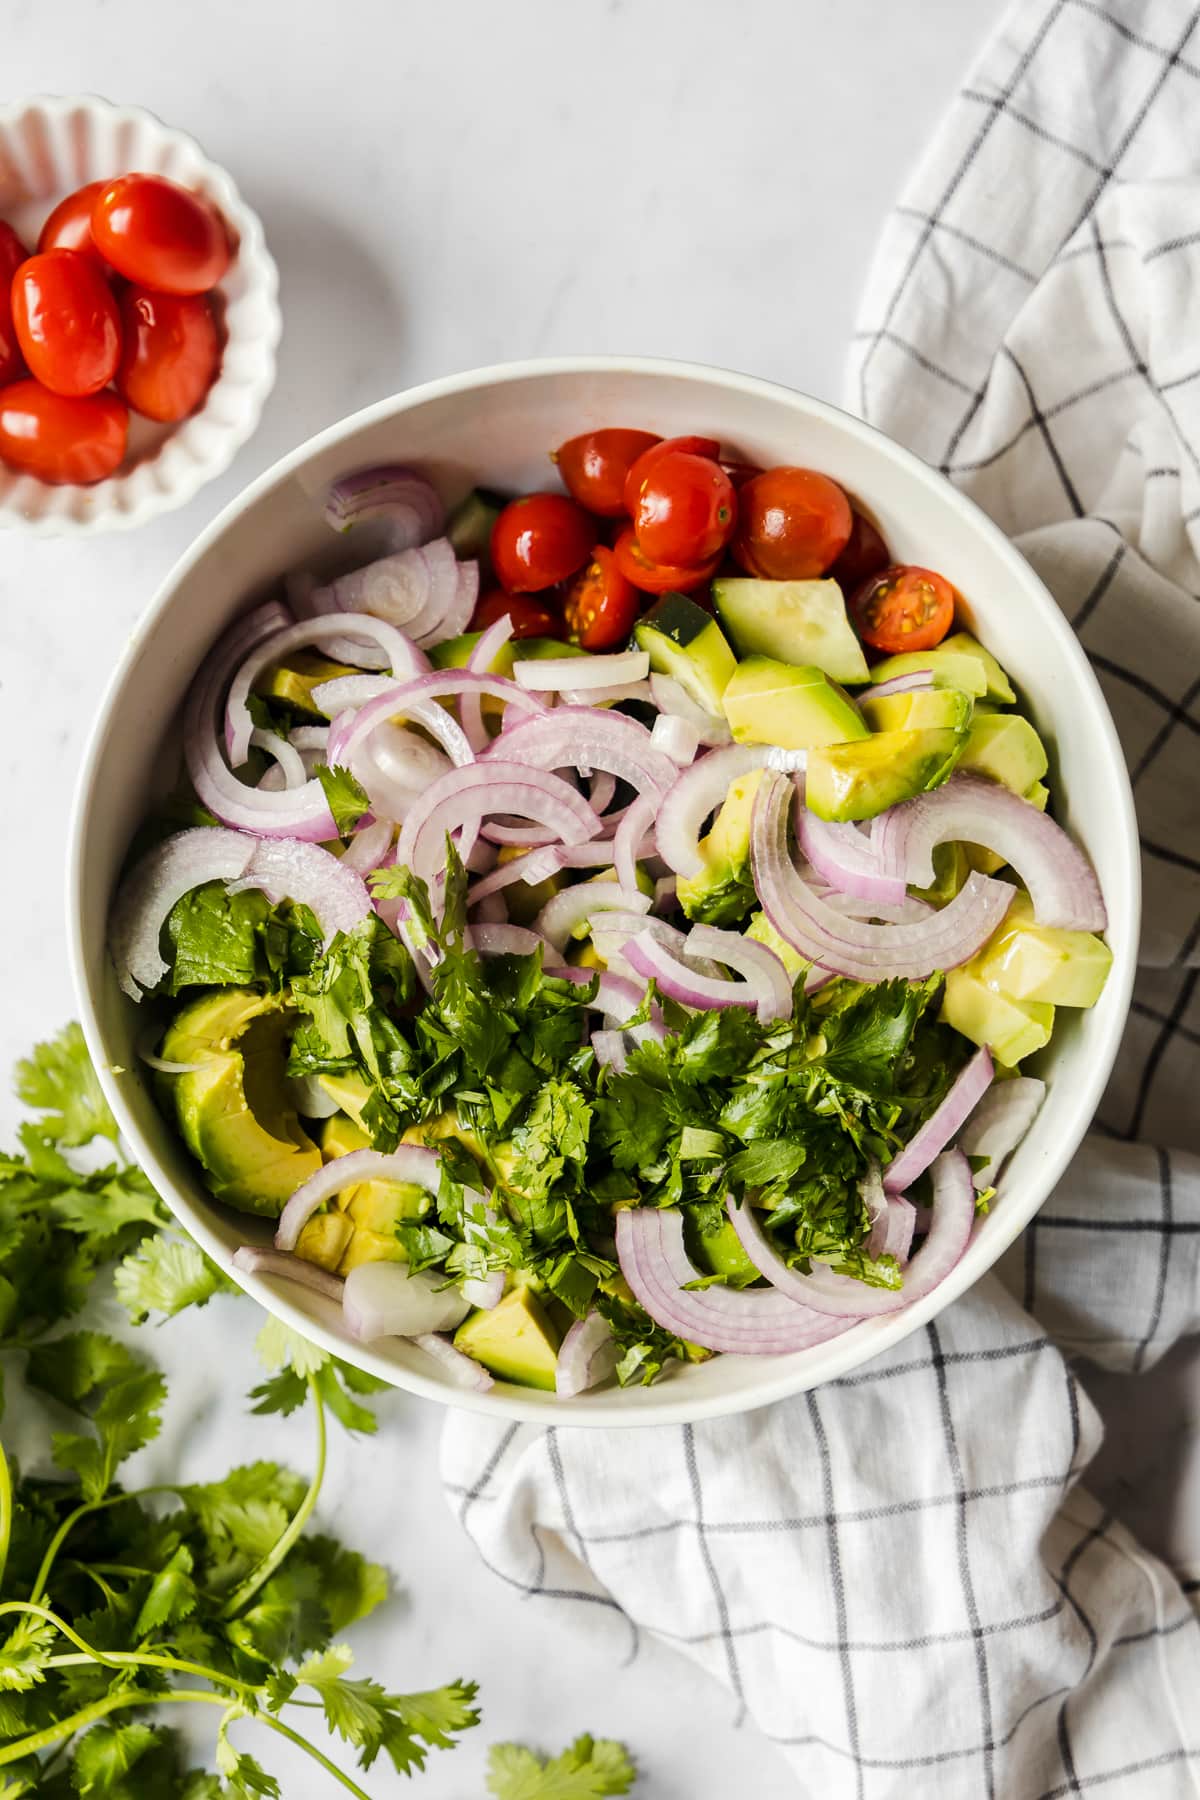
[513,637,586,662]
[401,1109,489,1169]
[322,1111,371,1159]
[295,1210,355,1272]
[861,685,974,734]
[453,1286,561,1390]
[806,728,965,823]
[634,593,737,714]
[1026,780,1050,812]
[256,651,360,719]
[911,841,970,907]
[430,632,514,676]
[445,486,508,568]
[746,909,808,980]
[959,713,1049,794]
[940,631,1016,703]
[685,1213,760,1284]
[975,891,1111,1007]
[941,964,1054,1065]
[317,1070,373,1130]
[567,938,607,970]
[865,647,988,697]
[721,658,868,750]
[678,769,764,926]
[162,990,321,1217]
[711,578,870,684]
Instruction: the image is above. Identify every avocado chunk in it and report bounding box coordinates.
[975,891,1111,1007]
[911,841,971,907]
[959,713,1049,793]
[746,909,808,981]
[430,631,515,676]
[711,578,870,684]
[677,769,764,926]
[940,632,1016,703]
[256,651,360,718]
[317,1070,374,1129]
[295,1111,432,1275]
[865,646,989,697]
[685,1212,760,1284]
[1025,780,1050,812]
[721,658,868,750]
[454,1286,562,1389]
[634,593,738,714]
[941,964,1054,1066]
[806,727,966,823]
[444,486,508,569]
[861,685,974,734]
[162,990,321,1217]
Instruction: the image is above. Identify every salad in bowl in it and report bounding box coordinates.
[106,418,1113,1403]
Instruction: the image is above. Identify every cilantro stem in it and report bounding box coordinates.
[0,1600,260,1697]
[0,1440,11,1593]
[219,1373,326,1621]
[25,1483,182,1606]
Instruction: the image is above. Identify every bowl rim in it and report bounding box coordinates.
[66,353,1141,1424]
[0,91,280,536]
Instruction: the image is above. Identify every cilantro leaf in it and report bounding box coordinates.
[71,1722,163,1793]
[27,1332,166,1503]
[134,1543,199,1639]
[165,883,282,994]
[114,1234,236,1323]
[314,763,372,835]
[486,1734,637,1798]
[292,1646,479,1776]
[15,1023,117,1146]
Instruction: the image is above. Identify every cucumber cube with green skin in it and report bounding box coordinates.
[444,487,509,568]
[866,647,989,697]
[976,892,1112,1007]
[941,964,1055,1066]
[861,685,974,733]
[430,632,585,673]
[806,727,966,822]
[959,713,1049,793]
[940,631,1016,703]
[711,578,870,684]
[721,657,869,749]
[634,593,738,714]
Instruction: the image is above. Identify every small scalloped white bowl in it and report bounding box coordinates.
[68,357,1140,1425]
[0,95,279,534]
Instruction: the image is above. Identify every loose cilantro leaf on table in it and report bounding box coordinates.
[487,1733,637,1797]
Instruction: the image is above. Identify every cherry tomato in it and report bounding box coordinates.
[10,250,122,397]
[0,379,128,484]
[0,222,29,383]
[37,181,109,265]
[612,525,721,595]
[630,449,736,567]
[115,286,219,421]
[851,564,956,654]
[92,174,231,295]
[720,459,763,488]
[622,434,721,517]
[555,428,660,517]
[563,546,640,649]
[829,509,891,593]
[471,588,564,640]
[731,466,853,580]
[491,492,599,593]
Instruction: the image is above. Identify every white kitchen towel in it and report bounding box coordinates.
[442,2,1200,1793]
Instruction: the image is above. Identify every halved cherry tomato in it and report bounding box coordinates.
[116,286,219,421]
[829,509,891,593]
[612,525,720,595]
[555,428,660,517]
[563,546,640,649]
[851,564,956,654]
[631,449,736,567]
[11,250,122,397]
[622,434,721,517]
[0,222,29,384]
[92,174,231,295]
[0,379,128,484]
[37,181,109,265]
[471,588,564,640]
[731,466,853,580]
[491,492,599,593]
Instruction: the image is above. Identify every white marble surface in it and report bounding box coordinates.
[0,3,1032,1794]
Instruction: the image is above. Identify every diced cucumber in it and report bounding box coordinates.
[634,594,737,714]
[711,578,870,684]
[445,487,509,568]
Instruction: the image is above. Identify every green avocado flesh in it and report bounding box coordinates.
[677,769,763,925]
[940,632,1016,703]
[721,657,868,749]
[865,647,989,697]
[257,652,360,718]
[454,1286,562,1389]
[974,892,1111,1007]
[940,965,1054,1067]
[806,727,965,822]
[711,578,870,684]
[860,685,973,734]
[959,713,1049,793]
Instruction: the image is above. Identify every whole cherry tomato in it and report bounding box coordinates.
[0,222,30,384]
[612,524,721,595]
[622,434,721,518]
[731,466,853,580]
[851,564,956,655]
[720,459,763,488]
[37,181,109,265]
[630,449,736,567]
[0,380,128,484]
[829,509,891,593]
[563,546,640,649]
[555,428,660,517]
[471,588,564,640]
[10,250,122,397]
[92,174,231,294]
[491,493,598,592]
[116,286,219,421]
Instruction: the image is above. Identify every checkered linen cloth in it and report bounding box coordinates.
[442,2,1200,1792]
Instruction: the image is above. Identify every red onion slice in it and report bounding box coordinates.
[872,773,1107,931]
[111,826,257,999]
[341,817,394,874]
[276,1145,443,1251]
[591,1029,629,1072]
[651,713,702,766]
[325,544,437,628]
[612,790,657,893]
[796,809,907,906]
[555,966,667,1042]
[561,680,653,708]
[241,838,371,943]
[728,1149,975,1318]
[685,924,793,1023]
[397,762,599,892]
[656,745,774,879]
[616,1207,859,1354]
[413,1331,494,1391]
[324,465,444,548]
[556,1312,620,1397]
[493,705,678,796]
[883,1046,994,1194]
[514,650,649,692]
[343,1260,471,1341]
[250,728,307,789]
[471,923,565,965]
[335,671,547,769]
[624,929,764,1018]
[406,541,473,647]
[233,1244,346,1303]
[462,613,516,752]
[957,1075,1045,1190]
[648,673,732,747]
[466,844,564,908]
[751,770,1015,981]
[462,1270,505,1310]
[858,670,935,702]
[532,882,651,953]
